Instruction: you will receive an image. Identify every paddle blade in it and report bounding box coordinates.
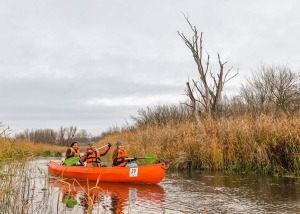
[64,157,79,166]
[145,154,155,162]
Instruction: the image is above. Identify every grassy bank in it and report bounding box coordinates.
[0,138,66,166]
[98,114,300,176]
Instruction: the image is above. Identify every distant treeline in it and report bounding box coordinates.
[14,126,102,146]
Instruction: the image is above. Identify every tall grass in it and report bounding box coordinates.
[0,159,42,213]
[0,137,66,164]
[98,114,300,175]
[0,130,67,213]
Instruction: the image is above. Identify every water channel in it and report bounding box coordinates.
[29,158,300,213]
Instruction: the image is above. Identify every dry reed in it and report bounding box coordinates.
[0,158,53,213]
[0,135,67,212]
[98,114,300,175]
[0,137,66,164]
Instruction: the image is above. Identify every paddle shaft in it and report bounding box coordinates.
[126,157,147,160]
[81,144,109,160]
[96,144,109,150]
[125,154,154,162]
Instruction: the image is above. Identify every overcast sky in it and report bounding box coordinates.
[1,0,299,135]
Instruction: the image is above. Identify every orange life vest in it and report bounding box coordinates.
[65,147,80,160]
[115,149,128,167]
[86,151,101,167]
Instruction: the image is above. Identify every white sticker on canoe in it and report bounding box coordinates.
[129,168,138,177]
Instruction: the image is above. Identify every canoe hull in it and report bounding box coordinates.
[48,161,166,184]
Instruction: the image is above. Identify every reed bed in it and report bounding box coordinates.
[0,159,46,213]
[0,138,66,164]
[98,114,300,175]
[0,161,91,214]
[0,136,66,213]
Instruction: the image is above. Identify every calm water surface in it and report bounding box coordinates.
[31,158,300,213]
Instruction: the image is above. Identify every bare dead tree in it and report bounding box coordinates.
[178,14,238,119]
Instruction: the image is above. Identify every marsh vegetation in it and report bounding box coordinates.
[0,127,66,213]
[99,112,300,176]
[98,63,300,176]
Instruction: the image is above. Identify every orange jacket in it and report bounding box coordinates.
[113,149,128,167]
[65,147,80,160]
[86,151,101,167]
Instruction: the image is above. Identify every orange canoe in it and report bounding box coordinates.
[48,161,166,184]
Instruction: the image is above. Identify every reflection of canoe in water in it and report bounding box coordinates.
[48,161,166,184]
[49,178,165,200]
[49,178,165,213]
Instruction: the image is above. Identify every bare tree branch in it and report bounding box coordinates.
[179,14,237,118]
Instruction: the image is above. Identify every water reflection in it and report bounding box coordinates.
[161,171,300,213]
[32,158,300,213]
[61,189,77,209]
[49,178,165,213]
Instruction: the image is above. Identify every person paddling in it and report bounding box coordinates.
[80,142,111,167]
[65,142,80,161]
[112,140,137,167]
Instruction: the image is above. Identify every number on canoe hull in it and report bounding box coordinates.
[129,168,138,177]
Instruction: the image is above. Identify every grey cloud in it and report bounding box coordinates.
[1,0,299,135]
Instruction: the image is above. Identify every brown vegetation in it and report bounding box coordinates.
[98,113,300,175]
[99,63,300,175]
[0,126,67,213]
[0,137,66,166]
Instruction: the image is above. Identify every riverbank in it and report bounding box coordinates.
[0,137,66,167]
[98,114,300,176]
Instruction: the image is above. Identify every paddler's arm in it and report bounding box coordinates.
[80,152,89,162]
[99,143,111,157]
[113,157,124,166]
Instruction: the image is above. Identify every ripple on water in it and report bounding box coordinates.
[26,159,300,214]
[160,171,300,213]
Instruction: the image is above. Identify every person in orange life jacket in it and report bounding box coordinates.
[80,142,111,167]
[65,142,80,160]
[112,140,138,167]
